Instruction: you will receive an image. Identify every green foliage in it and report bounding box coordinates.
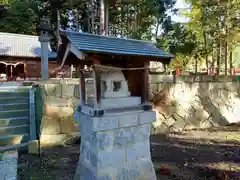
[156,0,240,71]
[157,22,196,55]
[3,0,239,73]
[0,0,38,35]
[0,0,9,4]
[0,0,177,40]
[183,0,240,71]
[108,0,176,40]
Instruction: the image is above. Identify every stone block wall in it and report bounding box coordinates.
[149,75,240,133]
[36,79,80,145]
[76,110,156,180]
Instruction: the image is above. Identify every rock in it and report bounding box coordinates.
[61,84,74,99]
[58,107,74,117]
[41,115,60,135]
[59,116,76,134]
[152,110,165,128]
[199,120,213,129]
[44,104,74,117]
[28,140,41,155]
[43,84,59,97]
[155,123,169,134]
[164,116,176,127]
[44,97,70,107]
[44,104,61,117]
[172,116,186,131]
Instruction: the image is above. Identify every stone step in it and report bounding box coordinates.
[0,134,29,146]
[0,86,30,91]
[0,103,29,111]
[0,117,29,127]
[0,97,29,104]
[0,91,28,98]
[0,125,29,136]
[0,109,29,119]
[0,142,30,152]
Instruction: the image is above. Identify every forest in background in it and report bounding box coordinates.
[0,0,240,74]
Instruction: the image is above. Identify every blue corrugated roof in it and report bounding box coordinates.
[63,31,173,59]
[0,32,56,58]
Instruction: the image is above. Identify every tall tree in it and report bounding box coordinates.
[184,0,240,73]
[156,19,198,70]
[0,0,38,35]
[108,0,176,40]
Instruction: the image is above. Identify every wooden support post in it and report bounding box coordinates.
[142,61,149,104]
[24,61,27,80]
[76,64,81,78]
[70,64,74,78]
[5,65,8,77]
[163,64,167,74]
[92,59,101,109]
[79,65,86,106]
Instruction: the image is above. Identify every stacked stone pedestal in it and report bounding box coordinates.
[75,108,156,180]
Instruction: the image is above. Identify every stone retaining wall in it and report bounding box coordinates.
[149,75,240,133]
[0,151,18,180]
[37,79,80,145]
[36,76,240,142]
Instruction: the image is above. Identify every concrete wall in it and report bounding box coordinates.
[149,75,240,133]
[0,151,18,180]
[37,79,80,145]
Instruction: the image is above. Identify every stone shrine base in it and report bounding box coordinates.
[79,159,156,180]
[74,110,157,180]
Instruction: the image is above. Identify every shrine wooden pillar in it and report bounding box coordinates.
[79,66,86,106]
[5,65,8,77]
[142,61,149,104]
[92,58,101,109]
[24,61,27,80]
[75,64,81,78]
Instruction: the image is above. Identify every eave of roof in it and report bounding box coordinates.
[60,30,174,60]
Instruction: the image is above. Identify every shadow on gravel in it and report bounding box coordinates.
[151,132,240,180]
[17,128,239,180]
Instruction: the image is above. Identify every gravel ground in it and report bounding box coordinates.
[18,125,240,180]
[152,125,240,180]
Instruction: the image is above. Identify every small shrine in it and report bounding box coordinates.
[57,30,173,180]
[100,71,130,98]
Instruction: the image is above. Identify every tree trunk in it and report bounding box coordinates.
[229,49,233,75]
[224,41,228,75]
[203,30,208,72]
[216,42,221,75]
[56,8,61,50]
[195,57,198,74]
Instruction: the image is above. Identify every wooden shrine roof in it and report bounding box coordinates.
[60,30,173,62]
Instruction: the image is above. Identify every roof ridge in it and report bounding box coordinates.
[61,30,154,44]
[0,32,38,39]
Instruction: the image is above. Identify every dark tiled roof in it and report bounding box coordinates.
[0,32,56,58]
[63,30,173,59]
